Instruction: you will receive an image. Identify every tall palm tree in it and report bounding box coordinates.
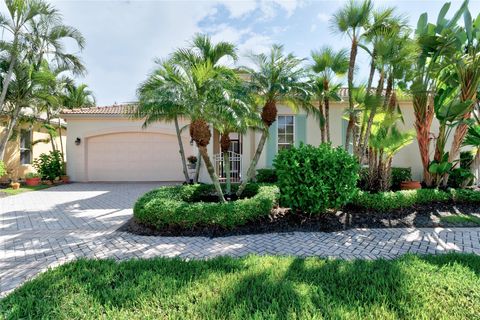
[63,83,95,108]
[173,34,240,202]
[236,45,311,197]
[133,59,191,184]
[331,0,372,150]
[0,0,85,160]
[311,46,348,142]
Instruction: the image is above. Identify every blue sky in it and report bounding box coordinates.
[49,0,480,106]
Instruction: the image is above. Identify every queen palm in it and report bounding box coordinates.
[0,0,85,160]
[331,0,372,150]
[173,34,241,202]
[236,45,311,197]
[133,59,191,183]
[311,46,348,143]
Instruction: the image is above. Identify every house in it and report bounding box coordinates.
[61,95,463,183]
[0,118,66,181]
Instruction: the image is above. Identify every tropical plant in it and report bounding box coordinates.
[0,0,85,160]
[62,83,95,108]
[409,0,470,186]
[33,150,63,181]
[133,59,191,184]
[236,45,312,197]
[331,0,372,149]
[447,2,480,163]
[310,46,348,142]
[171,34,244,202]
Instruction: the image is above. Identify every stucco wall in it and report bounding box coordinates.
[64,116,196,182]
[242,101,452,182]
[0,123,66,180]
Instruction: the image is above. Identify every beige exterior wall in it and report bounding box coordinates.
[241,101,452,182]
[64,115,195,182]
[64,100,464,183]
[0,122,66,180]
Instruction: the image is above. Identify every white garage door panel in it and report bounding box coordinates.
[87,132,189,181]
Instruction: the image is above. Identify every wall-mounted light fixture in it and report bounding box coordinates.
[75,137,81,146]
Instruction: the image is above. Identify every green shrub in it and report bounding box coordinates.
[274,143,359,214]
[134,183,279,229]
[352,188,480,211]
[25,172,40,179]
[0,160,6,177]
[391,167,412,189]
[255,168,277,183]
[33,151,63,181]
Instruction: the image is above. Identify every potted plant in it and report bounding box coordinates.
[25,172,41,186]
[187,155,197,169]
[33,151,63,184]
[10,180,20,190]
[400,179,422,190]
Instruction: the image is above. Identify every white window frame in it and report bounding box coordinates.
[277,115,295,151]
[20,129,32,165]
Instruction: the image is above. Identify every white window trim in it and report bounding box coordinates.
[20,129,32,165]
[277,115,295,152]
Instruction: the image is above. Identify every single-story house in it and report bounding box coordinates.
[0,118,66,181]
[60,94,470,183]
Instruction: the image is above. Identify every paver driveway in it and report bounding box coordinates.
[1,182,480,298]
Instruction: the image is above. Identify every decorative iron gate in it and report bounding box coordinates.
[214,151,242,182]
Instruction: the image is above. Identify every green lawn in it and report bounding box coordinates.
[1,254,480,319]
[0,184,50,196]
[441,214,480,225]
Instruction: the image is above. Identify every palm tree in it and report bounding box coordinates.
[63,83,95,108]
[331,0,372,150]
[172,34,240,202]
[0,0,85,160]
[236,45,311,197]
[133,59,191,184]
[448,4,480,163]
[311,46,348,143]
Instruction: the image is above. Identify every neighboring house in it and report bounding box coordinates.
[0,119,66,181]
[61,95,462,183]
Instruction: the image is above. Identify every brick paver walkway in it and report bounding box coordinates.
[1,183,480,297]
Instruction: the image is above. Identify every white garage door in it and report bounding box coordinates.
[87,132,190,181]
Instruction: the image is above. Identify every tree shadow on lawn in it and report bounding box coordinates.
[2,254,480,319]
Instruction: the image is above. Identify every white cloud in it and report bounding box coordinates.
[317,13,330,22]
[310,23,317,32]
[237,33,273,67]
[218,0,257,18]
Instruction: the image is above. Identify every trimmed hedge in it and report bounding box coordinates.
[274,143,359,214]
[352,188,480,211]
[255,168,277,183]
[134,184,279,229]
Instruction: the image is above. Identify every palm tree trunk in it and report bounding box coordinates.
[470,149,480,185]
[318,98,325,143]
[345,37,358,150]
[413,93,434,186]
[223,151,231,194]
[194,149,201,183]
[366,50,376,93]
[174,115,190,183]
[58,118,65,162]
[323,79,331,143]
[0,106,21,160]
[46,108,57,153]
[0,48,17,113]
[198,145,225,202]
[236,128,269,197]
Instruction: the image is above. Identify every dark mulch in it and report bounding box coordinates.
[118,201,480,238]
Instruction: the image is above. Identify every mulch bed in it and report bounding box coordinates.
[119,201,480,238]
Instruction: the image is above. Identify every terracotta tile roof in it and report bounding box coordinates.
[61,104,136,115]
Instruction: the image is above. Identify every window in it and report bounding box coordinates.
[20,129,32,165]
[277,115,294,151]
